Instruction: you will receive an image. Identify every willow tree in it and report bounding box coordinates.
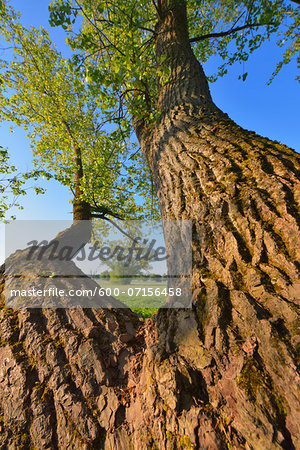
[0,0,299,449]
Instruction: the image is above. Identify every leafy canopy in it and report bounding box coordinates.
[0,2,159,220]
[0,0,298,220]
[0,146,45,221]
[47,0,299,127]
[0,146,26,221]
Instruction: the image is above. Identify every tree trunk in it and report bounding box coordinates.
[72,142,91,221]
[136,0,300,447]
[0,1,299,449]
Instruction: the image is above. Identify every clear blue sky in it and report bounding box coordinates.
[0,0,299,261]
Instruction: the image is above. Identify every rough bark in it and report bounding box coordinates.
[0,0,299,449]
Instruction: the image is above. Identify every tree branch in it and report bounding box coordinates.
[95,216,139,243]
[151,0,161,17]
[189,22,275,43]
[138,26,155,34]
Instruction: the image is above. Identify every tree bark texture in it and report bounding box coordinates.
[0,1,299,449]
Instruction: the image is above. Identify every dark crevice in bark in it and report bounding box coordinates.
[216,282,232,341]
[271,318,300,365]
[47,390,60,450]
[281,183,300,228]
[273,153,300,179]
[259,153,275,175]
[243,292,273,319]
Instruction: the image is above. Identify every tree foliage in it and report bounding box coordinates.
[0,146,46,220]
[0,0,298,220]
[188,0,299,82]
[0,2,159,220]
[47,0,299,127]
[0,146,25,220]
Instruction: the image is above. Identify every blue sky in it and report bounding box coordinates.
[0,0,299,262]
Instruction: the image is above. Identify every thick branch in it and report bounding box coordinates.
[190,22,275,43]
